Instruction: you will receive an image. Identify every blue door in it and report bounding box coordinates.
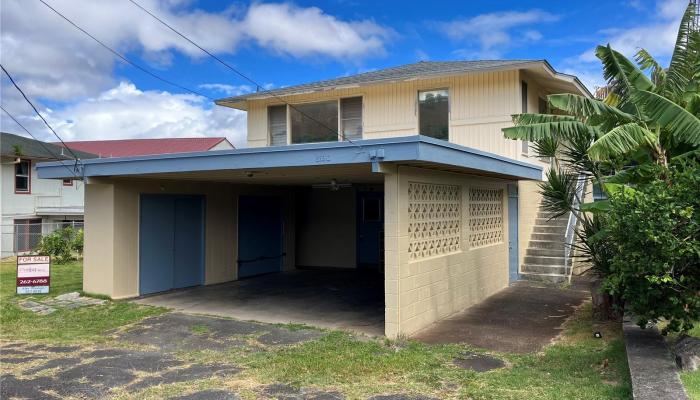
[237,196,283,278]
[357,191,384,269]
[507,184,519,282]
[139,195,204,295]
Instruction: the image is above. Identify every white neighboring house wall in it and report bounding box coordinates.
[208,139,235,151]
[1,155,85,258]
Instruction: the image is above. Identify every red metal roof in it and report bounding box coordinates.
[58,137,232,157]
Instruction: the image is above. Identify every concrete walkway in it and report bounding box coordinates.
[623,316,688,400]
[412,280,589,353]
[135,269,385,336]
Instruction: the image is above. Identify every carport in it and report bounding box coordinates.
[37,136,542,337]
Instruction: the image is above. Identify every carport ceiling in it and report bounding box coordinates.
[113,164,384,185]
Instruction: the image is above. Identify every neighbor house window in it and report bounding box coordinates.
[290,100,339,144]
[418,89,449,140]
[62,179,73,186]
[340,97,363,140]
[268,105,288,146]
[15,159,30,193]
[521,81,529,154]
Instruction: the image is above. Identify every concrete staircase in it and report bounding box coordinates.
[520,210,572,283]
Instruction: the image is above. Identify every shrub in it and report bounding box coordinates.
[37,226,79,263]
[72,228,84,256]
[603,161,700,333]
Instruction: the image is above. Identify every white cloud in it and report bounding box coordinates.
[3,82,248,148]
[438,10,558,58]
[240,3,393,59]
[1,0,392,101]
[564,0,687,93]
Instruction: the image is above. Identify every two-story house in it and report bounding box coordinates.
[1,132,97,258]
[37,60,590,337]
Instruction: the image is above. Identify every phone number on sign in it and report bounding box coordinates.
[16,277,50,286]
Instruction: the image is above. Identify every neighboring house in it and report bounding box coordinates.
[59,137,234,157]
[0,132,97,258]
[38,60,590,337]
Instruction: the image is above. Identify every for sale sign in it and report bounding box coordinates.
[17,256,51,294]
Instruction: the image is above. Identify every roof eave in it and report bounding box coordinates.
[37,136,542,181]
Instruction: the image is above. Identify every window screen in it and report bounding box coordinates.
[341,97,362,141]
[15,160,30,192]
[419,89,449,140]
[268,105,287,146]
[290,101,338,144]
[521,81,529,154]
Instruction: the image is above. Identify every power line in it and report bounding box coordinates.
[38,0,213,100]
[126,0,362,148]
[1,63,82,165]
[1,105,80,178]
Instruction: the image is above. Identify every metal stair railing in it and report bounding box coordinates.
[565,173,586,283]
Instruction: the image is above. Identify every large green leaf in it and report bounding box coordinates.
[635,90,700,146]
[588,123,657,161]
[596,45,654,103]
[665,2,698,97]
[502,121,596,141]
[511,113,578,125]
[580,200,610,213]
[635,48,666,87]
[548,93,635,122]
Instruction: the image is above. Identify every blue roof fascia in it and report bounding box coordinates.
[36,135,542,180]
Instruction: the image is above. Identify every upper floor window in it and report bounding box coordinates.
[268,97,363,145]
[521,81,529,154]
[63,179,73,186]
[15,159,30,193]
[268,105,287,146]
[418,89,449,140]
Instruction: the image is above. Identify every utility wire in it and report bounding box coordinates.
[1,105,80,178]
[38,0,213,100]
[126,0,362,148]
[1,64,82,166]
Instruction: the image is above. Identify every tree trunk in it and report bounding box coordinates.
[590,275,621,321]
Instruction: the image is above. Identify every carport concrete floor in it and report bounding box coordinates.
[135,268,385,336]
[412,279,590,353]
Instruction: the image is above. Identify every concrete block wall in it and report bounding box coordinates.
[384,166,510,337]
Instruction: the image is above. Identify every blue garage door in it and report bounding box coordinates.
[237,196,283,278]
[139,194,204,295]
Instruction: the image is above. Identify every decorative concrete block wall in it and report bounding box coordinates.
[384,166,510,337]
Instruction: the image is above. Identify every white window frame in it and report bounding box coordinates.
[417,87,451,141]
[272,96,364,145]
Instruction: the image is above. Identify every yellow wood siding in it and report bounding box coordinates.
[244,70,549,167]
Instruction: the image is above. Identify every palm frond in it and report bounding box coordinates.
[532,137,559,159]
[596,45,655,99]
[588,123,658,161]
[665,2,698,97]
[539,168,578,218]
[635,48,667,87]
[634,90,700,146]
[548,93,635,122]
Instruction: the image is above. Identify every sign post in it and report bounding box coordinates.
[16,255,51,294]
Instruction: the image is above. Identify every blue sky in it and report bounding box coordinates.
[0,0,689,146]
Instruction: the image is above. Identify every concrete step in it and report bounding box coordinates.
[519,272,568,284]
[537,211,564,219]
[524,255,571,266]
[535,218,568,227]
[533,225,567,234]
[530,233,565,242]
[521,263,570,275]
[526,248,566,257]
[527,240,563,250]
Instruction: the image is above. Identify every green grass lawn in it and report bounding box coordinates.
[673,324,700,400]
[0,259,164,343]
[0,258,631,399]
